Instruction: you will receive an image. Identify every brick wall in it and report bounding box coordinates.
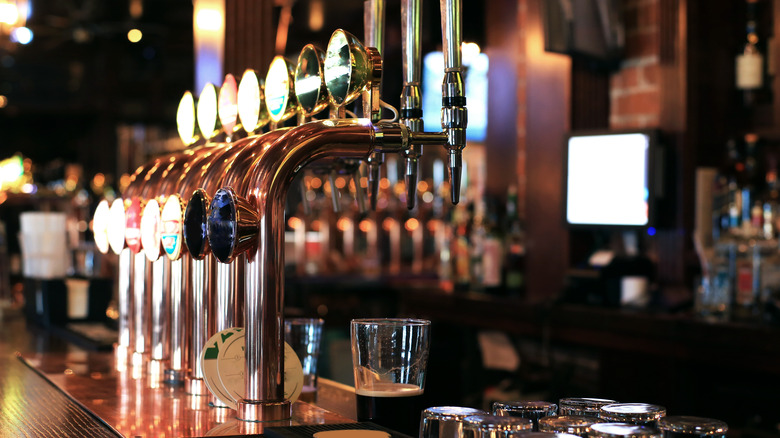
[610,0,663,129]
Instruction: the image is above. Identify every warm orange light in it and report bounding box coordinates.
[358,219,373,233]
[417,180,429,193]
[404,218,419,232]
[310,177,322,189]
[382,217,395,231]
[120,174,131,191]
[334,176,346,189]
[92,173,105,188]
[288,216,302,230]
[0,95,7,108]
[379,178,390,190]
[0,191,7,205]
[336,217,352,232]
[360,176,368,188]
[310,220,321,232]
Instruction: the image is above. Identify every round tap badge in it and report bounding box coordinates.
[141,199,162,261]
[161,195,184,260]
[125,198,142,253]
[177,91,198,146]
[197,83,220,141]
[265,56,292,123]
[93,199,110,254]
[200,327,243,409]
[237,69,262,134]
[215,329,303,406]
[108,198,127,254]
[218,74,239,136]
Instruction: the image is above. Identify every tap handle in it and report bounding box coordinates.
[401,0,423,209]
[328,171,342,213]
[440,0,467,204]
[206,188,259,264]
[440,0,462,71]
[183,189,211,260]
[401,0,421,85]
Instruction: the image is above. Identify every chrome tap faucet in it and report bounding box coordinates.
[401,0,423,209]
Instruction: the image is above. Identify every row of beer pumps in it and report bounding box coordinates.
[91,0,466,423]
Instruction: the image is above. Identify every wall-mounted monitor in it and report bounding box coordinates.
[564,130,662,228]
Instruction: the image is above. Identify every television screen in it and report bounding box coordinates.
[565,132,653,227]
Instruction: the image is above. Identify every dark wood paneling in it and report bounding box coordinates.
[224,0,276,77]
[524,0,571,300]
[484,0,520,199]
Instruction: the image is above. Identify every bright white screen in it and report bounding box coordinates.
[566,133,650,226]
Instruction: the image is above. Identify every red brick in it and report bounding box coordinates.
[614,89,661,117]
[641,63,659,86]
[621,66,641,89]
[625,30,660,57]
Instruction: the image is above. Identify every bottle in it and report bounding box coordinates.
[735,0,765,107]
[503,185,525,296]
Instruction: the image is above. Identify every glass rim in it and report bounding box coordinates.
[351,318,431,326]
[285,317,325,324]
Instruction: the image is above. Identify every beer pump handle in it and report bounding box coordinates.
[401,0,423,210]
[439,0,467,204]
[364,0,385,210]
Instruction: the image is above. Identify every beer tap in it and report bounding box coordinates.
[440,0,468,204]
[204,22,467,421]
[363,0,385,210]
[401,0,423,209]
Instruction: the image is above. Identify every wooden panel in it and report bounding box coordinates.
[484,0,520,199]
[224,0,276,77]
[524,0,571,300]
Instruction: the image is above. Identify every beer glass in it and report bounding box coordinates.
[538,415,606,437]
[589,423,661,438]
[599,403,666,427]
[461,414,533,437]
[492,401,558,431]
[285,317,324,402]
[419,406,485,438]
[656,416,728,438]
[350,318,431,436]
[558,397,616,416]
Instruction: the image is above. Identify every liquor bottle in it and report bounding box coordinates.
[481,204,504,295]
[736,0,765,107]
[502,185,525,296]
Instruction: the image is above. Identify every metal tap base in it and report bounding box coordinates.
[211,395,231,409]
[237,399,292,422]
[185,377,210,396]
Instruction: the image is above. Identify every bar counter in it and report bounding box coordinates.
[0,312,358,437]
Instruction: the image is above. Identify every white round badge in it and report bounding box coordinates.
[140,199,161,261]
[107,198,127,255]
[93,199,110,254]
[161,195,184,260]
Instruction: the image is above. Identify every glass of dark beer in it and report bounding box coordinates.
[350,318,431,436]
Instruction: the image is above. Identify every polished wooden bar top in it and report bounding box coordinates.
[0,313,357,437]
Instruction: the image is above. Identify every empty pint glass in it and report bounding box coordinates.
[600,403,666,427]
[350,318,431,436]
[492,401,558,431]
[558,397,616,416]
[285,317,324,402]
[657,416,728,438]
